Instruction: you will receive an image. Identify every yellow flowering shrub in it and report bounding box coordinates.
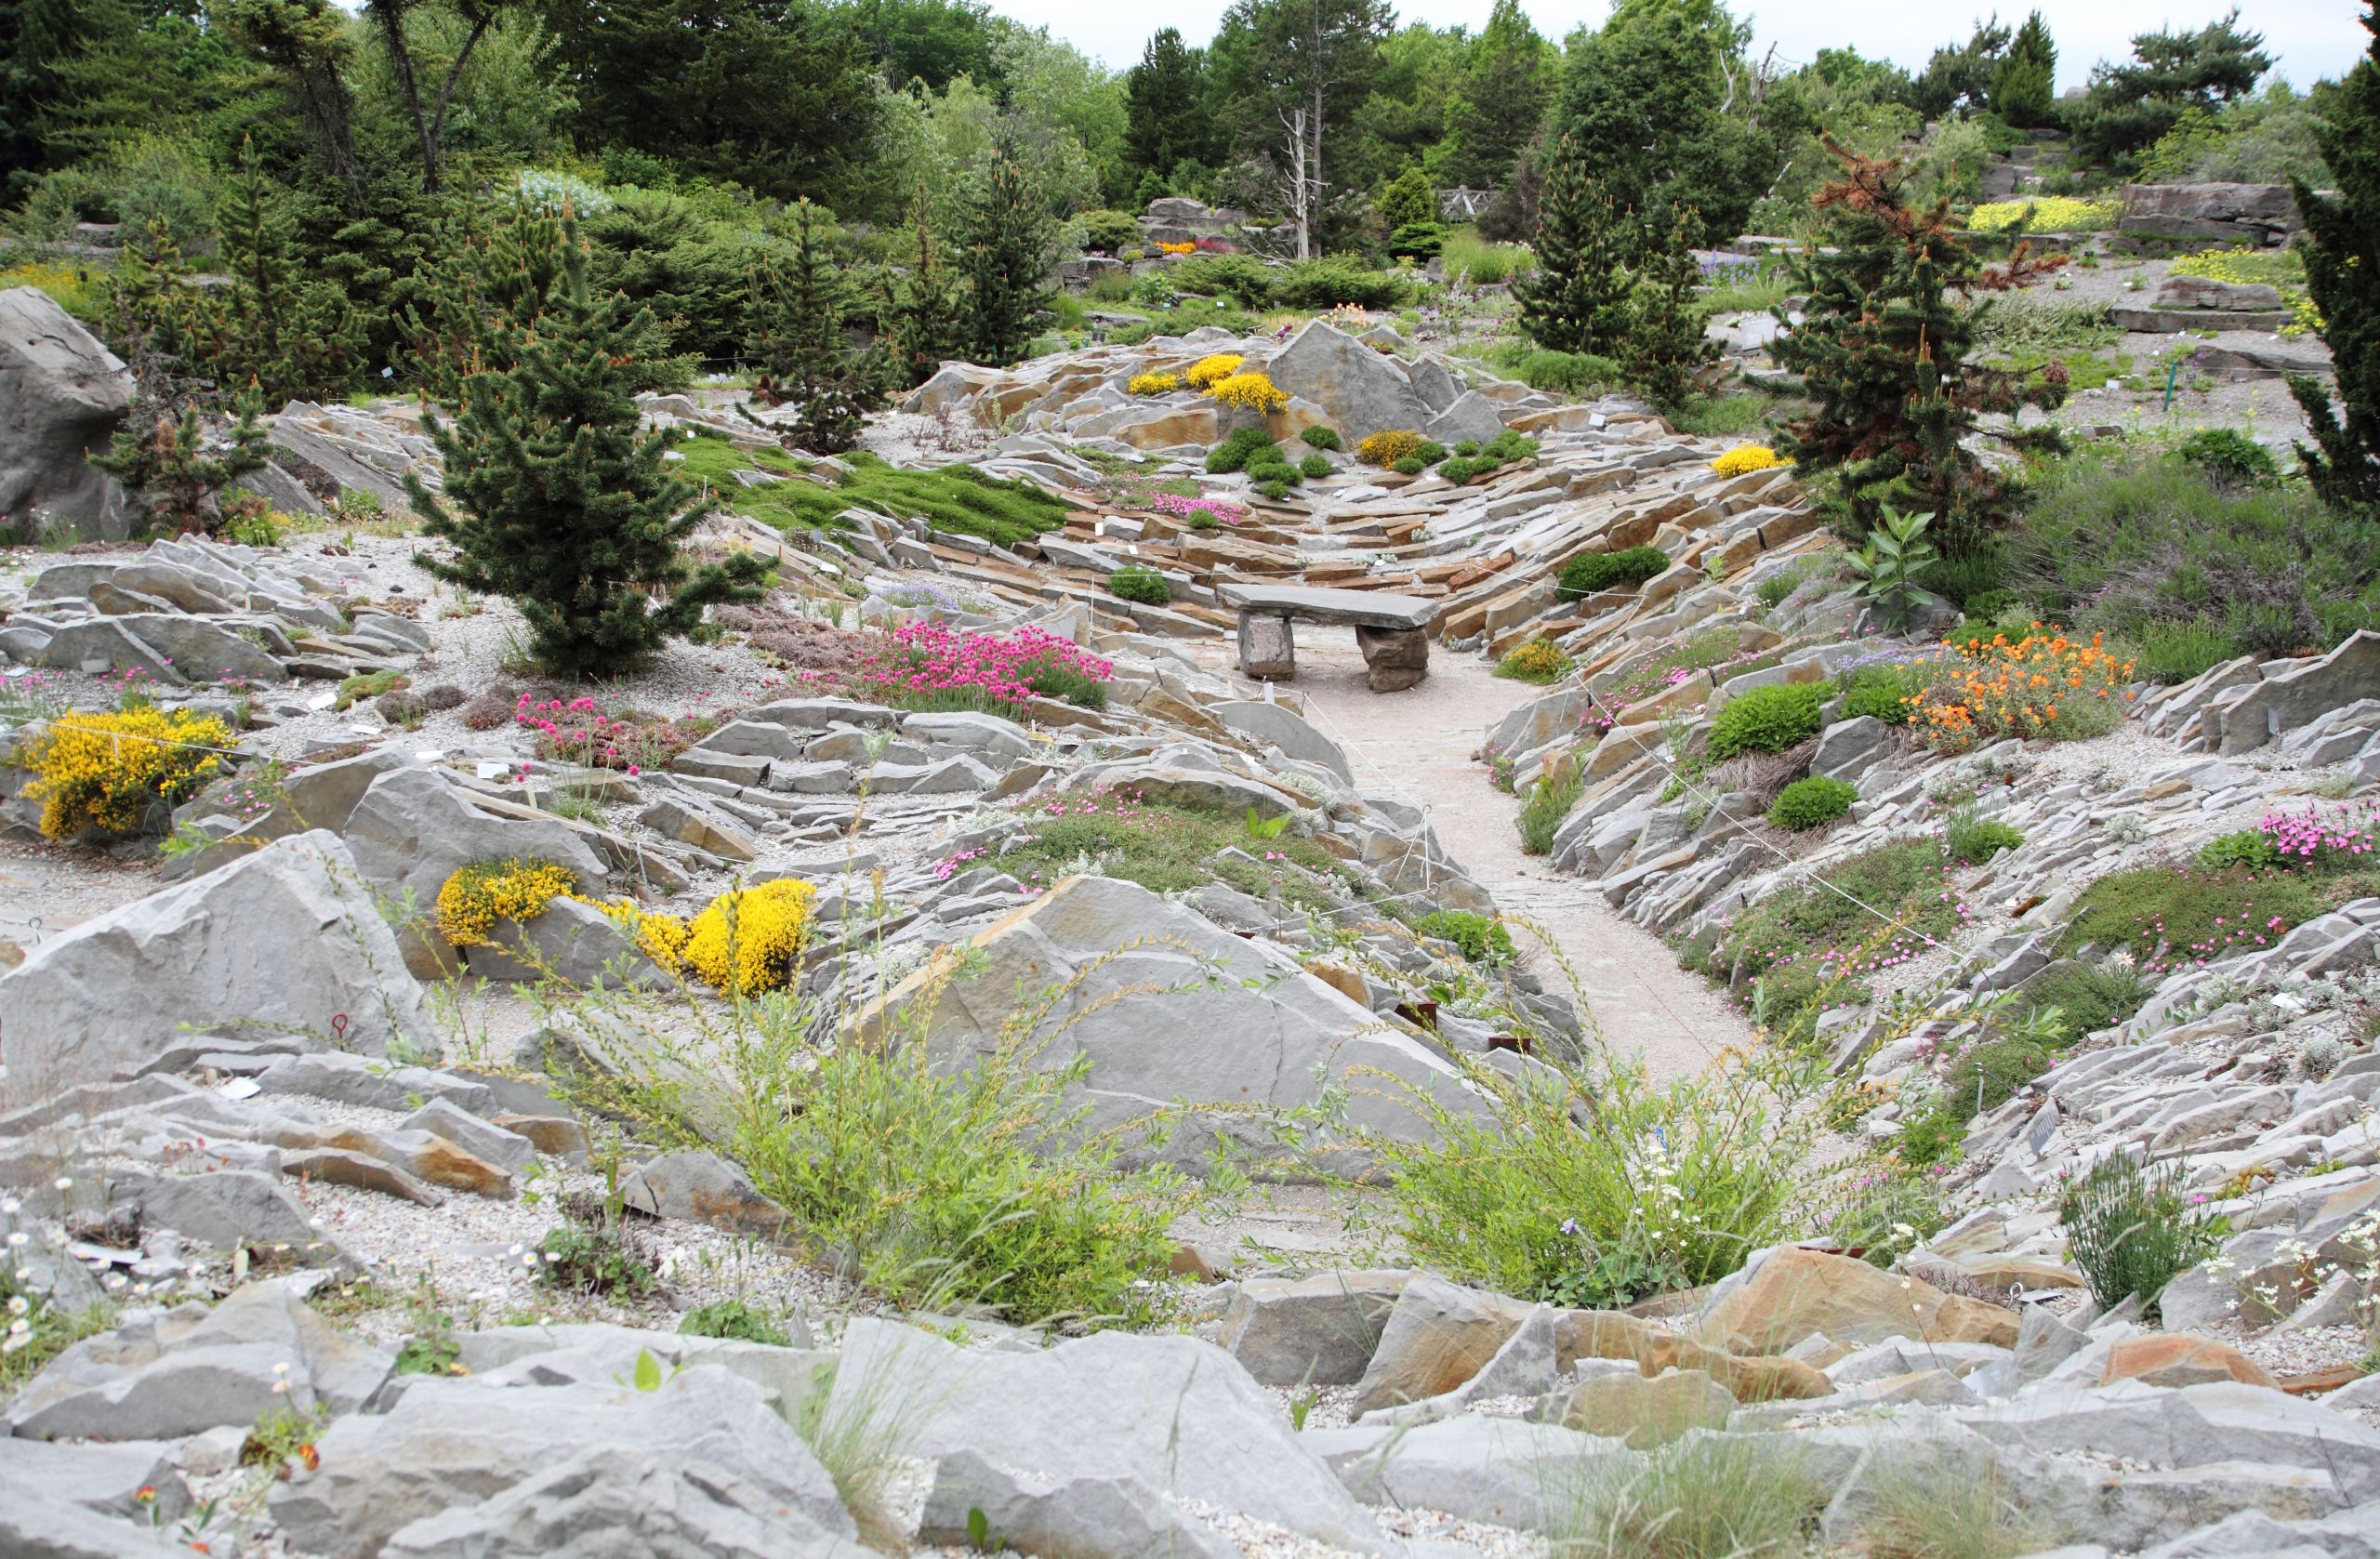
[1183,353,1246,390]
[1204,370,1289,414]
[1494,639,1575,684]
[599,899,694,970]
[1964,197,2122,232]
[436,858,582,946]
[1154,241,1196,257]
[20,708,231,839]
[1712,445,1787,476]
[1357,429,1424,467]
[680,879,816,995]
[1908,628,2138,752]
[1128,371,1181,396]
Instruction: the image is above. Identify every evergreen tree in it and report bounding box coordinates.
[1910,15,2012,119]
[0,0,89,192]
[407,221,764,677]
[194,138,366,405]
[1620,203,1718,409]
[2290,3,2380,512]
[2068,10,2270,170]
[1515,136,1633,357]
[746,200,881,455]
[1122,28,1217,189]
[888,195,970,389]
[1771,139,2069,552]
[1993,11,2057,127]
[95,389,271,536]
[1377,165,1435,227]
[956,148,1056,366]
[1443,0,1554,191]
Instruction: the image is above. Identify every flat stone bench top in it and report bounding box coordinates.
[1216,583,1437,632]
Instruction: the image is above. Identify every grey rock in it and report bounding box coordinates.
[35,619,182,682]
[462,893,663,989]
[0,832,433,1078]
[115,1168,329,1257]
[1810,715,1892,783]
[918,1448,1240,1559]
[397,1097,536,1172]
[254,1050,494,1114]
[101,614,288,684]
[1216,582,1438,631]
[1423,390,1508,447]
[1262,322,1429,443]
[621,1149,789,1237]
[639,794,762,862]
[0,286,131,541]
[1316,1415,1629,1529]
[1211,700,1354,784]
[0,1470,174,1557]
[2213,632,2380,754]
[1216,1269,1409,1386]
[831,1318,1385,1551]
[0,1439,190,1523]
[382,1453,864,1559]
[450,1322,825,1401]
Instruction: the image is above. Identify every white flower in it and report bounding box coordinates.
[4,1296,25,1316]
[51,1178,70,1193]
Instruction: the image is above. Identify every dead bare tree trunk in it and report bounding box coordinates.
[1281,105,1313,258]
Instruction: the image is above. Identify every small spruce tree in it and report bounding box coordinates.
[1515,135,1633,356]
[958,147,1057,366]
[2289,2,2380,512]
[1377,165,1436,228]
[406,221,764,678]
[745,200,881,455]
[1620,201,1719,409]
[397,196,570,401]
[94,387,271,536]
[888,195,970,390]
[200,137,365,404]
[1771,139,2069,552]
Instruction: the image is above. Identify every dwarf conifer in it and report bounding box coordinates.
[746,199,880,454]
[1516,135,1632,357]
[2290,2,2380,512]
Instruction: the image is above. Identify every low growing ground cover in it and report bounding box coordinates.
[985,786,1356,909]
[675,433,1071,548]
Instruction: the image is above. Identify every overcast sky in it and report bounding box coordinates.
[1005,0,2364,91]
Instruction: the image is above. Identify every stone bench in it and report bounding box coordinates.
[1219,584,1436,693]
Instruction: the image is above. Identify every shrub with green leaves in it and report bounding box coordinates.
[1205,427,1279,474]
[1169,254,1276,306]
[1838,661,1921,724]
[1707,682,1830,760]
[1557,545,1670,601]
[1518,768,1584,854]
[1299,425,1342,450]
[1767,775,1857,831]
[1272,256,1411,310]
[2058,1151,2219,1315]
[1298,452,1332,479]
[1413,909,1516,966]
[1107,565,1171,606]
[2177,427,2280,488]
[1945,809,2025,864]
[680,1299,791,1345]
[2198,827,2283,873]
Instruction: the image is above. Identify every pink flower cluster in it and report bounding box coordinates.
[515,694,643,775]
[2258,801,2378,865]
[1144,493,1250,527]
[866,623,1112,709]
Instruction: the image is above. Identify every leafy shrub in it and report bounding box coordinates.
[1298,452,1332,479]
[1127,370,1181,395]
[1169,254,1275,305]
[1516,350,1620,394]
[1517,768,1584,854]
[2013,444,2379,673]
[1071,209,1142,255]
[1495,639,1575,684]
[1385,221,1446,259]
[1712,840,1965,1016]
[1944,809,2025,864]
[1300,425,1342,450]
[1412,909,1516,966]
[1206,426,1280,473]
[2015,960,2151,1038]
[436,857,581,946]
[1391,456,1427,475]
[1768,776,1857,831]
[2197,827,2282,874]
[1441,228,1534,284]
[20,708,231,839]
[1256,478,1291,499]
[1107,565,1172,605]
[679,1299,791,1345]
[1357,429,1423,467]
[1183,353,1246,390]
[1707,682,1829,760]
[1712,444,1787,476]
[1205,370,1289,414]
[1415,440,1448,465]
[1273,256,1410,310]
[538,1202,661,1300]
[2177,428,2280,488]
[2058,1152,2219,1315]
[1839,662,1921,724]
[2056,865,2334,974]
[1557,545,1670,601]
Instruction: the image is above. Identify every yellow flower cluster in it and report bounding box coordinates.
[1356,429,1423,467]
[2170,248,2323,336]
[1712,444,1788,476]
[1498,640,1574,680]
[1183,353,1246,390]
[1964,196,2122,232]
[1204,370,1289,414]
[436,857,581,946]
[1153,241,1196,256]
[601,879,817,996]
[20,707,230,839]
[1128,371,1181,396]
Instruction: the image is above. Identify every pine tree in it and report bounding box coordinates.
[957,147,1056,367]
[745,200,881,455]
[1992,11,2057,128]
[2289,3,2380,512]
[94,388,271,536]
[1515,136,1633,357]
[203,137,365,404]
[887,195,969,390]
[1771,139,2069,553]
[1620,203,1719,410]
[407,221,764,677]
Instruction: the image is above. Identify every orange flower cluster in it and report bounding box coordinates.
[1909,627,2137,751]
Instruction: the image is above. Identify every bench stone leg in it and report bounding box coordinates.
[1239,613,1295,680]
[1355,625,1428,692]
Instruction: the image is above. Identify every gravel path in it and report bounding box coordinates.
[1195,639,1750,1080]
